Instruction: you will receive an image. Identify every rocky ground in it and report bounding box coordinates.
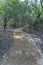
[0,27,43,65]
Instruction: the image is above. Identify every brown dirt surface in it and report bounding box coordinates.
[0,27,43,65]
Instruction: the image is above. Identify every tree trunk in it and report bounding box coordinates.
[3,16,7,31]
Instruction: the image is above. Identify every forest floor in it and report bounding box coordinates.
[0,26,43,65]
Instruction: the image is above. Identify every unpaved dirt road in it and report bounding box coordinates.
[0,27,43,65]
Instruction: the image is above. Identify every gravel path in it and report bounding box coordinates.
[0,27,43,65]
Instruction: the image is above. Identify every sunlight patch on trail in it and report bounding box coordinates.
[13,32,25,39]
[13,35,24,39]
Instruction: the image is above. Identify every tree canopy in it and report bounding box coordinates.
[0,0,43,31]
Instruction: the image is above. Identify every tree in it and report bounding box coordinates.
[3,15,7,31]
[31,0,43,30]
[0,0,43,31]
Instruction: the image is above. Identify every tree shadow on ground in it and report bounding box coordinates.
[0,28,14,59]
[31,34,43,54]
[23,27,43,54]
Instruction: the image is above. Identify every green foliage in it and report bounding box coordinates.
[0,0,43,31]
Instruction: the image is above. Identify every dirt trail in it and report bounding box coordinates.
[0,27,43,65]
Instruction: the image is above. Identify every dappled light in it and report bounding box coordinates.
[13,32,25,40]
[13,35,24,39]
[0,0,43,65]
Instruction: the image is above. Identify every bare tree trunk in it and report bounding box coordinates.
[3,15,7,31]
